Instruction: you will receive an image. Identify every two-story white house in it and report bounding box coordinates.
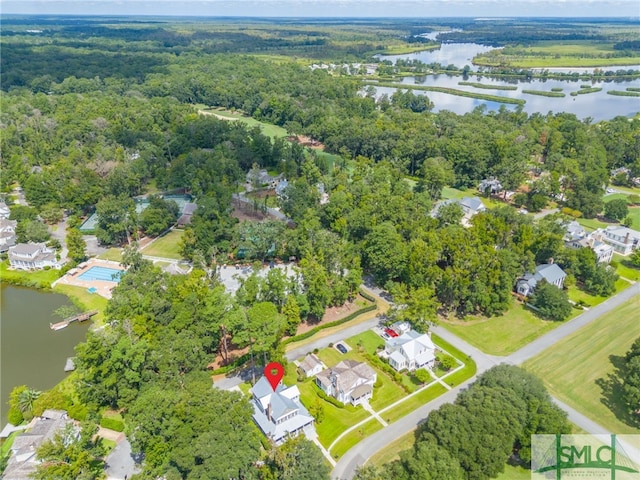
[315,360,376,406]
[251,376,314,445]
[380,330,436,372]
[8,243,59,270]
[593,226,640,256]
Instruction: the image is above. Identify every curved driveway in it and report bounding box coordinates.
[332,281,640,480]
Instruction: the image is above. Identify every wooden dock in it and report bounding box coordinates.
[50,310,98,331]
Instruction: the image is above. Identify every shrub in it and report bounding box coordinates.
[439,354,457,371]
[68,403,88,421]
[7,407,23,426]
[100,416,125,432]
[314,384,345,409]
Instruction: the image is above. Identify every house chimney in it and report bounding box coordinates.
[625,232,630,244]
[548,257,554,264]
[266,401,272,422]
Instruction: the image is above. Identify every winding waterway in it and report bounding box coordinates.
[0,285,89,427]
[375,43,640,120]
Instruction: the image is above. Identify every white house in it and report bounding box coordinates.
[0,201,11,219]
[515,263,567,297]
[297,353,324,378]
[8,243,59,270]
[381,330,436,372]
[563,220,586,242]
[478,178,503,195]
[315,360,376,406]
[593,226,640,256]
[251,376,314,445]
[431,196,487,224]
[566,236,614,264]
[0,218,17,252]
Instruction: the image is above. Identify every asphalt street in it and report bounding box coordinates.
[331,281,640,479]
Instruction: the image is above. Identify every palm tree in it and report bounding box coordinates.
[18,387,41,414]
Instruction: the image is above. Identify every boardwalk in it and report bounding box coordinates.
[50,310,98,331]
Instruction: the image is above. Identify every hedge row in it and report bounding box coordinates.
[359,290,376,303]
[313,382,346,409]
[282,303,377,346]
[100,417,125,432]
[362,352,411,393]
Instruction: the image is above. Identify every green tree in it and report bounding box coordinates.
[363,222,407,284]
[95,195,135,246]
[66,228,87,263]
[622,337,640,422]
[139,196,180,237]
[604,198,629,221]
[282,294,301,335]
[529,281,572,321]
[16,219,50,243]
[260,437,330,480]
[416,157,453,201]
[435,201,464,227]
[33,423,105,480]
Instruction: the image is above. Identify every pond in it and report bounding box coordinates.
[0,285,90,427]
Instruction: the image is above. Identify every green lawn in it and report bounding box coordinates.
[369,430,415,466]
[626,206,640,229]
[97,248,123,262]
[495,464,531,480]
[442,304,563,356]
[576,216,610,231]
[141,229,185,260]
[383,383,448,424]
[524,296,640,435]
[612,255,640,281]
[0,261,62,288]
[199,107,288,139]
[566,278,631,308]
[330,418,384,459]
[53,283,109,323]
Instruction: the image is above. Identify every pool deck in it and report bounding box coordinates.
[53,259,126,299]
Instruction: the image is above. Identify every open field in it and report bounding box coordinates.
[53,284,109,323]
[97,248,123,262]
[331,418,384,459]
[198,107,288,139]
[0,261,62,289]
[567,278,631,308]
[524,296,640,435]
[442,303,562,356]
[141,229,184,260]
[369,430,414,466]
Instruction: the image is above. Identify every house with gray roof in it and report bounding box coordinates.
[0,201,11,219]
[0,218,17,253]
[251,376,315,445]
[8,243,59,270]
[431,196,486,225]
[297,353,325,378]
[563,220,586,242]
[315,360,376,406]
[566,236,614,264]
[515,263,567,297]
[3,410,75,480]
[593,226,640,256]
[478,178,503,195]
[381,330,436,372]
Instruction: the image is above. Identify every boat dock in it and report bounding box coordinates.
[50,310,98,331]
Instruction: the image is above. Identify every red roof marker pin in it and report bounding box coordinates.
[264,362,285,391]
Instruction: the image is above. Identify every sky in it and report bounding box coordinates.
[1,0,639,18]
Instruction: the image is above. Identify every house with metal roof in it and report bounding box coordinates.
[381,330,436,372]
[251,376,315,445]
[315,360,376,406]
[8,243,59,270]
[515,263,567,297]
[593,226,640,256]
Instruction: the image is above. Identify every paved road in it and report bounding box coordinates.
[105,438,141,480]
[332,283,640,479]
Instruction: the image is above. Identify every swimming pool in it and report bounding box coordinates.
[77,266,124,283]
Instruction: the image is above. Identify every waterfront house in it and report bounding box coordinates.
[3,410,75,480]
[251,376,315,445]
[315,360,376,406]
[0,218,17,252]
[8,242,58,270]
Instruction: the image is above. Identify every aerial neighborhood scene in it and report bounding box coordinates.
[1,1,640,479]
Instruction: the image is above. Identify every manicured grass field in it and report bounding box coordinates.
[97,248,123,262]
[369,431,414,466]
[612,254,640,281]
[524,297,640,435]
[0,261,62,288]
[54,283,109,323]
[141,229,185,260]
[626,206,640,229]
[495,464,531,480]
[442,304,562,356]
[331,418,384,459]
[576,216,611,231]
[200,107,288,139]
[566,278,631,308]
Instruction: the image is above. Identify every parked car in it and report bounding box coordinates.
[336,343,347,354]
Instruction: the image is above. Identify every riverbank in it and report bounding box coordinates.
[0,262,108,323]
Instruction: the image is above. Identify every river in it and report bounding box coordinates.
[375,43,640,121]
[0,284,89,427]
